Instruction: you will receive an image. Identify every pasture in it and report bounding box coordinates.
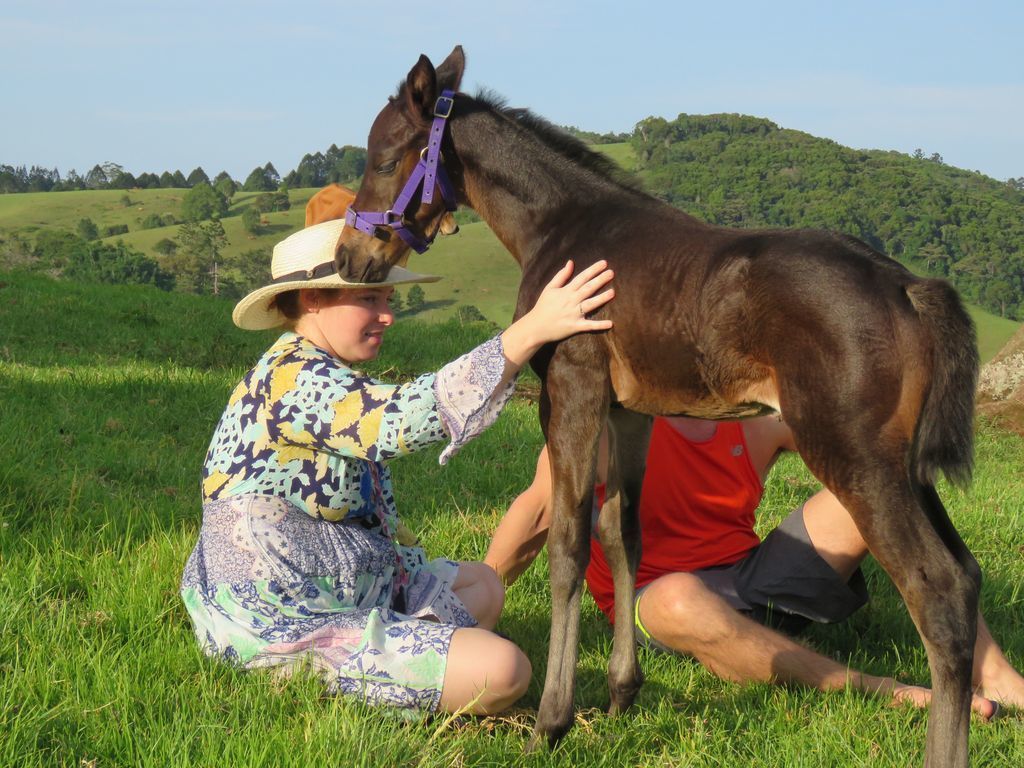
[0,270,1022,766]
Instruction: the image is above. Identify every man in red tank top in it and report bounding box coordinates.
[486,416,1024,715]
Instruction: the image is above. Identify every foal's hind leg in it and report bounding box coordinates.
[529,351,610,750]
[599,408,652,715]
[823,466,978,768]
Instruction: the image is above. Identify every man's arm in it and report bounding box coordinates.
[487,427,611,585]
[485,446,553,586]
[741,414,798,482]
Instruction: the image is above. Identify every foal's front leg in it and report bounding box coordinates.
[599,408,652,714]
[529,357,610,749]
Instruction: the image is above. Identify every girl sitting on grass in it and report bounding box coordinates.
[180,219,613,715]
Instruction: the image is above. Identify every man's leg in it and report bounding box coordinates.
[636,570,997,716]
[451,561,505,631]
[973,616,1024,708]
[802,489,1024,710]
[637,490,998,717]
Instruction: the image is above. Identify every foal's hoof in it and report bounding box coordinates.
[607,698,635,717]
[608,672,644,715]
[526,722,570,753]
[525,730,559,753]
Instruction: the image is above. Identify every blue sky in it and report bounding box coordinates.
[2,0,1021,182]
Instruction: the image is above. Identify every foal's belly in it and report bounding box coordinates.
[609,355,780,419]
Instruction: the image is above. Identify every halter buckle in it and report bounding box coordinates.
[434,94,454,119]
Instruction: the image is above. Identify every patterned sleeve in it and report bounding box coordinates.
[265,356,447,462]
[265,337,516,463]
[434,335,517,465]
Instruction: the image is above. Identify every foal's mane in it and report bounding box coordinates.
[392,79,642,194]
[474,90,643,193]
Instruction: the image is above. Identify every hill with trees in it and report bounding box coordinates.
[631,113,1024,319]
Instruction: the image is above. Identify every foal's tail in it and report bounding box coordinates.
[905,279,979,488]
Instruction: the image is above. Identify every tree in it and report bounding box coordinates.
[241,206,261,235]
[215,176,237,200]
[26,166,59,192]
[181,182,228,222]
[167,219,228,293]
[63,169,85,190]
[84,164,109,189]
[917,243,949,274]
[159,171,176,188]
[326,145,367,184]
[226,247,271,293]
[242,165,277,191]
[64,240,175,290]
[153,238,177,256]
[141,213,164,229]
[405,284,426,313]
[456,304,487,323]
[109,169,136,189]
[186,167,210,187]
[77,217,99,241]
[0,165,22,193]
[390,289,404,313]
[263,162,281,187]
[171,170,188,187]
[34,230,85,269]
[254,191,290,213]
[983,280,1015,318]
[101,162,125,182]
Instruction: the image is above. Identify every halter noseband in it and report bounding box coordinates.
[344,90,458,254]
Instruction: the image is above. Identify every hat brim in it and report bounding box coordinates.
[232,265,441,331]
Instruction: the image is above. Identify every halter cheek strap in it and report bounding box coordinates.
[345,90,458,254]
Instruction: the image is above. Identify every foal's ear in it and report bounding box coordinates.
[404,54,438,122]
[435,45,465,93]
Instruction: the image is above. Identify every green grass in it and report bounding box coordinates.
[0,187,323,268]
[594,141,637,170]
[1,270,1022,766]
[970,306,1021,363]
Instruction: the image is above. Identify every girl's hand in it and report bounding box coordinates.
[524,259,615,344]
[500,260,614,369]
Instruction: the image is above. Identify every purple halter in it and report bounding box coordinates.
[345,90,458,254]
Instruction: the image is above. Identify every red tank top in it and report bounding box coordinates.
[585,419,763,622]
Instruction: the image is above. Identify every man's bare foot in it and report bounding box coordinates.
[891,684,1000,721]
[976,672,1024,711]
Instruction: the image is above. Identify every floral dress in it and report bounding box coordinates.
[180,331,514,712]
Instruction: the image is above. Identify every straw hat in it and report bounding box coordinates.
[232,219,440,330]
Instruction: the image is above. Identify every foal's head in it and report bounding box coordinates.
[335,47,465,283]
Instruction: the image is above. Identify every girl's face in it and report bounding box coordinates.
[296,287,395,363]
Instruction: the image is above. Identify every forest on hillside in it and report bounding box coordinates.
[0,144,367,194]
[631,114,1024,319]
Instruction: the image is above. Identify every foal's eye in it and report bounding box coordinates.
[376,160,399,175]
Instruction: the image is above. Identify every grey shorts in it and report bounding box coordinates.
[634,505,869,651]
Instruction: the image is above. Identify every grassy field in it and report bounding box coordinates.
[1,270,1022,766]
[0,187,318,265]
